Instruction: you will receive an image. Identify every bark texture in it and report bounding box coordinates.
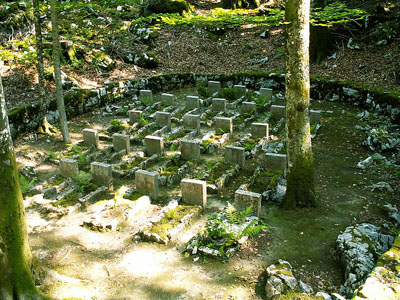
[282,0,317,208]
[50,0,70,143]
[0,76,46,299]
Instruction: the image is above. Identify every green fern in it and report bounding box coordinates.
[20,175,35,195]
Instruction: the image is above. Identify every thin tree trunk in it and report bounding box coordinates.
[0,75,48,299]
[33,0,46,114]
[310,0,330,63]
[282,0,317,208]
[50,0,70,143]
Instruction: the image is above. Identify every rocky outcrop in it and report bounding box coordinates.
[352,235,400,300]
[336,223,394,296]
[264,260,314,299]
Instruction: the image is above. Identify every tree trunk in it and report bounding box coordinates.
[50,0,70,143]
[309,0,331,63]
[34,0,57,137]
[0,76,48,299]
[282,0,317,208]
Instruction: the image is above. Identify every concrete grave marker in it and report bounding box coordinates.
[161,93,175,105]
[208,80,221,95]
[181,178,207,208]
[135,170,158,200]
[265,153,287,174]
[60,158,79,178]
[271,105,286,120]
[129,110,142,124]
[145,135,164,156]
[310,110,321,124]
[83,128,99,149]
[234,189,262,217]
[140,90,153,104]
[186,96,200,109]
[155,111,172,129]
[234,84,247,97]
[215,117,233,134]
[91,162,112,187]
[260,88,272,101]
[212,98,226,112]
[241,102,256,114]
[183,114,200,133]
[251,123,269,139]
[181,140,200,161]
[112,133,130,153]
[225,146,245,168]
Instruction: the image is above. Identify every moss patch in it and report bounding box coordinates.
[54,193,80,207]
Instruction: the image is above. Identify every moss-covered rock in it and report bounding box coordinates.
[134,52,158,69]
[142,0,192,16]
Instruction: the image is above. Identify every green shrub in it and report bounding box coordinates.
[197,86,210,98]
[221,87,239,100]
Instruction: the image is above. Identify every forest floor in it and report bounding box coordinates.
[14,88,399,300]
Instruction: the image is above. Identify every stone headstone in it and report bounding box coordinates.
[91,162,112,187]
[215,117,233,134]
[183,114,200,133]
[208,80,221,95]
[310,110,321,124]
[83,128,99,149]
[212,98,226,112]
[129,110,142,124]
[155,111,171,129]
[271,105,286,120]
[225,146,245,168]
[140,89,153,104]
[251,123,269,139]
[145,135,164,156]
[135,170,158,200]
[60,158,79,178]
[234,84,247,97]
[112,133,130,153]
[186,96,200,109]
[260,87,273,101]
[265,153,287,174]
[161,93,175,105]
[181,140,200,161]
[241,101,257,114]
[234,189,262,217]
[181,178,207,208]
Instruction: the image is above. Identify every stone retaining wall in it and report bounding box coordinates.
[7,72,400,137]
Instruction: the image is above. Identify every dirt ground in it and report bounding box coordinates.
[13,86,399,300]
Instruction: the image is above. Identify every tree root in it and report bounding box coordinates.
[37,118,59,137]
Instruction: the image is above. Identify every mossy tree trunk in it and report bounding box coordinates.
[0,76,48,299]
[50,0,70,143]
[282,0,317,209]
[34,0,57,137]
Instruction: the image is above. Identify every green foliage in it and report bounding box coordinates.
[185,203,267,259]
[54,192,80,207]
[169,144,176,151]
[197,86,210,98]
[221,87,239,100]
[19,175,35,195]
[108,119,126,134]
[73,171,92,193]
[311,2,369,27]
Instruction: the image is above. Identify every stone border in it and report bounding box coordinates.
[8,72,399,137]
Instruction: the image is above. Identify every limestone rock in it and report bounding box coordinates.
[336,223,394,296]
[265,260,298,299]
